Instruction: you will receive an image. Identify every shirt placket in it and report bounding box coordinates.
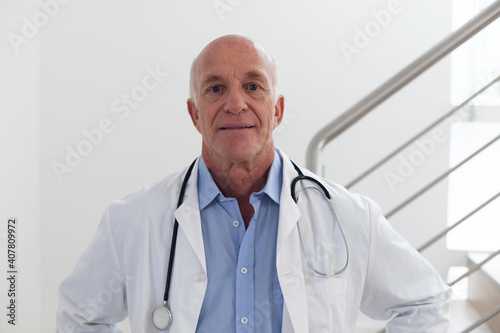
[220,194,263,333]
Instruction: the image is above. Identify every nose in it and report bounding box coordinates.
[223,87,248,114]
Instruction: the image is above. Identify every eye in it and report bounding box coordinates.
[210,86,222,93]
[248,84,259,91]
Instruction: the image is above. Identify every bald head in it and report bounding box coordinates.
[189,35,279,104]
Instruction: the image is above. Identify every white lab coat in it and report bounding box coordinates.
[57,149,451,333]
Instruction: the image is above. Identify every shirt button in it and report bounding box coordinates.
[233,220,240,227]
[240,267,248,274]
[193,272,206,282]
[241,316,248,324]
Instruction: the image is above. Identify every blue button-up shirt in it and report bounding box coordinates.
[195,151,284,333]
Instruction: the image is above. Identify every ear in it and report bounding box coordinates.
[273,95,285,129]
[187,98,201,133]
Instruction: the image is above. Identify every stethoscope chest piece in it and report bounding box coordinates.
[152,304,172,331]
[151,158,350,331]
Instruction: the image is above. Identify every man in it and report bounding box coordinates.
[57,35,452,332]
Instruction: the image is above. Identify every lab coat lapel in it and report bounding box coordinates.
[171,161,207,333]
[276,152,309,333]
[174,160,206,273]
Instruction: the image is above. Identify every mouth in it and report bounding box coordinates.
[220,126,255,130]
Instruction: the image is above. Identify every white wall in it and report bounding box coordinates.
[318,0,465,285]
[1,0,461,331]
[1,1,42,332]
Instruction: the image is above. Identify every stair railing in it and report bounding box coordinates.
[306,0,500,174]
[304,1,500,332]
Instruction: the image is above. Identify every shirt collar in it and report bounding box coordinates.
[260,150,282,204]
[197,150,283,210]
[197,157,221,210]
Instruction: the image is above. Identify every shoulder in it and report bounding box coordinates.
[313,174,378,218]
[105,167,187,226]
[95,164,197,274]
[279,149,375,220]
[279,151,381,244]
[307,172,379,232]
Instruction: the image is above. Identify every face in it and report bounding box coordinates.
[187,37,284,164]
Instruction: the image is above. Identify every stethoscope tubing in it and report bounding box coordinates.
[163,160,197,307]
[156,158,349,330]
[290,160,349,277]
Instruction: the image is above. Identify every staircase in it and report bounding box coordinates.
[306,1,500,331]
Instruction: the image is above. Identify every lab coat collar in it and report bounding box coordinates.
[174,158,207,273]
[276,148,309,333]
[171,159,207,333]
[276,148,302,254]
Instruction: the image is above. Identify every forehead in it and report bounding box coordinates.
[196,40,273,83]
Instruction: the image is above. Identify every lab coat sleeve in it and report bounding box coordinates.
[359,197,452,333]
[57,207,127,332]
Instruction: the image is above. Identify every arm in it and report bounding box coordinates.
[57,207,128,332]
[360,197,452,333]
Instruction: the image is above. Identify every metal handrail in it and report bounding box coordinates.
[346,75,500,189]
[448,249,500,287]
[461,304,500,333]
[385,132,500,218]
[304,3,500,331]
[417,192,500,252]
[305,0,500,173]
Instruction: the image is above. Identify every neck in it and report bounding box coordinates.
[203,147,275,198]
[202,145,275,226]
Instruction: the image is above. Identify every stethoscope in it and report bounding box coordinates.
[152,158,350,331]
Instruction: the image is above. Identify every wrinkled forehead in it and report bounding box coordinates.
[194,38,274,85]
